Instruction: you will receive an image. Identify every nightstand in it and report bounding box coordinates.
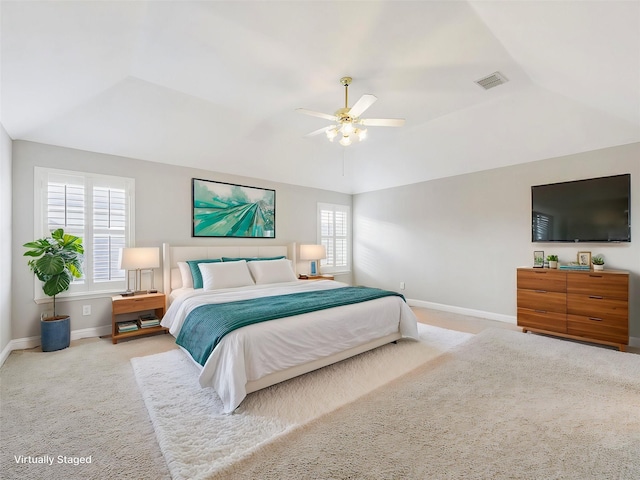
[299,275,335,281]
[111,292,167,344]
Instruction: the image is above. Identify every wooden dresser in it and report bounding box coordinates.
[516,268,629,351]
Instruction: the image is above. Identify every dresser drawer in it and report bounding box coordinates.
[567,272,629,299]
[567,314,628,344]
[517,308,567,332]
[517,289,566,313]
[567,294,628,322]
[517,269,566,292]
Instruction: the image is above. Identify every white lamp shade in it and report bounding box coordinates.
[118,247,160,270]
[300,244,326,260]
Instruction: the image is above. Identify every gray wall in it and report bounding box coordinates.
[353,142,640,338]
[1,126,12,353]
[11,140,351,340]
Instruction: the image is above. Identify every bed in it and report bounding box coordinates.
[160,243,420,413]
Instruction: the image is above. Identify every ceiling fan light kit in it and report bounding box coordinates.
[297,76,405,146]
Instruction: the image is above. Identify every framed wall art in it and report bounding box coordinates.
[192,178,275,238]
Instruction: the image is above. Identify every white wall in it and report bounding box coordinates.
[0,125,12,355]
[11,140,351,341]
[353,142,640,338]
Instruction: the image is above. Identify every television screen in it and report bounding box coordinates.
[532,174,631,242]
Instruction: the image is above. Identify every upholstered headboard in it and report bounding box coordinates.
[162,242,295,294]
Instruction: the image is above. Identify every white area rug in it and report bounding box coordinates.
[131,324,472,480]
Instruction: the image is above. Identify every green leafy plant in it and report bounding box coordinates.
[547,255,558,262]
[592,255,605,265]
[24,228,84,317]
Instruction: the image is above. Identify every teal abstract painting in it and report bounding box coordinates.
[192,178,275,238]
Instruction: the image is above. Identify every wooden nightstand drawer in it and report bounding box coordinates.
[112,294,165,315]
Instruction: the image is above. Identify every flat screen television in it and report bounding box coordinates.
[531,174,631,243]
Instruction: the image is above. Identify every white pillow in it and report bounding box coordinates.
[247,258,297,285]
[199,260,255,290]
[177,261,194,289]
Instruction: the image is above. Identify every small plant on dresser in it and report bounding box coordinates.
[592,255,605,271]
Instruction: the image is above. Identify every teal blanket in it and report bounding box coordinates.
[176,286,405,366]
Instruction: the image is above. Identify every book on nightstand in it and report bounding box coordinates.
[138,314,160,328]
[117,321,139,333]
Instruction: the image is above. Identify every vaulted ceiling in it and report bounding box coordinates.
[2,1,639,194]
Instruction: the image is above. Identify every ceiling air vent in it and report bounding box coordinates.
[475,71,508,90]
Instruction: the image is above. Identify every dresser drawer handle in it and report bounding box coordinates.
[534,310,547,314]
[588,317,603,322]
[588,295,604,300]
[589,275,603,278]
[534,290,547,293]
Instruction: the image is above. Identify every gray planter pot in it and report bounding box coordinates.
[41,316,70,352]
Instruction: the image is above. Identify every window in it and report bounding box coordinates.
[317,203,350,273]
[34,167,135,298]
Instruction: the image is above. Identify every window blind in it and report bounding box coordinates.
[318,203,350,273]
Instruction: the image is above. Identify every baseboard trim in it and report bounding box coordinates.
[0,324,112,367]
[407,299,518,325]
[407,299,640,349]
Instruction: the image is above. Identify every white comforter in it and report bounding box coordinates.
[161,280,419,412]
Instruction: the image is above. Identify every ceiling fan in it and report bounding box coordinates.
[296,76,405,146]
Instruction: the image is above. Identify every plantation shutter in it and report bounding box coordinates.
[318,203,350,273]
[35,167,134,297]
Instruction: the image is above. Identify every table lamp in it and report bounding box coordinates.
[118,247,160,296]
[300,244,327,276]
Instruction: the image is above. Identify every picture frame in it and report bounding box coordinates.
[192,178,275,238]
[577,251,591,266]
[533,251,544,268]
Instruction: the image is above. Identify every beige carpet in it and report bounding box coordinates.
[131,323,472,480]
[0,334,175,480]
[218,328,640,480]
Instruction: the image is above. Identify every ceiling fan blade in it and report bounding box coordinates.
[296,108,337,122]
[360,118,405,127]
[304,125,334,137]
[348,94,377,118]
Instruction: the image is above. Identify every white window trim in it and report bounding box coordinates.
[317,202,351,274]
[33,167,135,301]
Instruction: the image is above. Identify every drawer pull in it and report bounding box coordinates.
[588,317,603,322]
[534,310,547,314]
[589,275,603,278]
[588,295,604,300]
[534,290,547,293]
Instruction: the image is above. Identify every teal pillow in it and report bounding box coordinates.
[186,258,222,289]
[221,256,286,262]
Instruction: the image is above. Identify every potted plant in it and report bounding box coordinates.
[592,255,605,271]
[547,255,559,269]
[23,228,84,352]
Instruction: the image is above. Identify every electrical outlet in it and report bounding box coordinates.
[400,282,405,290]
[82,305,91,316]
